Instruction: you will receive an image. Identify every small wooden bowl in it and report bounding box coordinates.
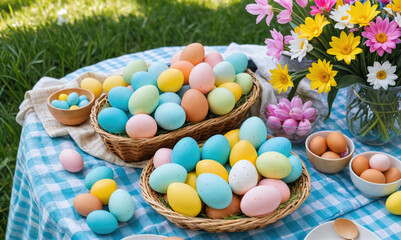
[47,88,95,126]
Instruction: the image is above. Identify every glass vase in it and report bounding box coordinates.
[346,83,401,146]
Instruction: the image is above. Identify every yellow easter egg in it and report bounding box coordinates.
[224,129,240,149]
[157,69,184,92]
[229,140,258,167]
[218,82,242,102]
[185,172,197,190]
[90,179,117,205]
[196,160,228,182]
[69,105,79,110]
[59,94,68,101]
[103,75,128,93]
[256,152,292,179]
[80,78,103,98]
[167,183,202,217]
[386,191,401,215]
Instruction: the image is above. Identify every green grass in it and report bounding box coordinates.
[0,0,273,237]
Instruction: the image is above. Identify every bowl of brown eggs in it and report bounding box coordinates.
[305,131,355,174]
[349,152,401,198]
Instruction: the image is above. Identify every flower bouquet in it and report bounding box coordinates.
[246,0,401,145]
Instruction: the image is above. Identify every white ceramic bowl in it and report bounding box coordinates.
[349,151,401,198]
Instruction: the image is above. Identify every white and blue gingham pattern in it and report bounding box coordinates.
[6,46,401,240]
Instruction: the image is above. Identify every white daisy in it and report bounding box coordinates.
[367,61,397,90]
[288,31,313,62]
[395,13,401,28]
[57,9,68,26]
[330,5,354,30]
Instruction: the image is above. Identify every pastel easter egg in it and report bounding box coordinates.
[225,53,248,74]
[59,149,83,172]
[149,163,187,193]
[239,116,267,149]
[201,134,231,165]
[256,152,292,179]
[235,73,253,95]
[229,160,258,195]
[218,82,242,102]
[98,107,128,134]
[58,100,70,109]
[203,51,223,68]
[123,59,148,84]
[177,85,191,98]
[189,63,215,94]
[103,75,127,93]
[197,173,232,209]
[51,100,62,109]
[79,95,88,102]
[153,148,172,168]
[109,189,135,222]
[214,61,235,86]
[171,51,181,65]
[90,179,118,205]
[69,105,79,110]
[80,78,103,98]
[370,154,391,172]
[181,89,208,123]
[240,186,281,217]
[167,183,202,217]
[108,86,134,112]
[229,140,258,167]
[148,62,169,78]
[258,137,292,157]
[180,43,205,65]
[126,114,157,138]
[207,88,235,115]
[258,179,290,204]
[224,129,240,149]
[154,103,186,130]
[171,137,200,171]
[386,191,401,215]
[128,85,159,115]
[185,172,197,190]
[282,154,303,183]
[157,69,184,92]
[73,193,103,217]
[158,92,181,106]
[84,166,114,190]
[131,71,157,91]
[78,100,90,108]
[196,160,229,182]
[87,210,118,234]
[205,194,241,219]
[67,92,79,106]
[171,60,194,84]
[59,93,68,101]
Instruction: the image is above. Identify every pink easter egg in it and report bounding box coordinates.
[369,153,391,172]
[189,63,215,94]
[170,51,182,65]
[126,114,157,138]
[240,185,281,217]
[204,51,223,68]
[59,149,84,172]
[153,148,173,168]
[258,179,290,204]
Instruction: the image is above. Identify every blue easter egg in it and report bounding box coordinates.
[51,100,62,108]
[154,103,186,130]
[84,166,114,190]
[78,100,90,108]
[213,61,236,86]
[201,134,231,165]
[98,107,128,133]
[258,137,292,157]
[282,154,303,183]
[59,100,70,109]
[196,173,232,209]
[86,210,118,234]
[108,189,136,222]
[171,137,200,171]
[239,117,267,149]
[225,53,248,74]
[131,71,157,91]
[79,95,88,102]
[149,163,187,193]
[158,92,181,106]
[148,62,169,78]
[108,86,134,111]
[177,85,191,98]
[67,92,79,106]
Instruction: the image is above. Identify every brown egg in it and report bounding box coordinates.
[352,156,370,176]
[73,193,103,217]
[309,136,327,156]
[360,169,386,184]
[384,167,401,183]
[180,43,205,65]
[161,238,185,240]
[327,132,347,153]
[170,61,194,85]
[181,89,209,122]
[321,151,341,159]
[206,194,241,219]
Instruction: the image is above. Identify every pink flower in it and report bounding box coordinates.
[284,35,293,44]
[378,0,390,4]
[275,109,290,121]
[266,103,280,117]
[274,0,293,24]
[265,29,284,62]
[267,116,282,130]
[310,0,336,15]
[291,96,303,109]
[246,0,274,26]
[297,119,311,136]
[362,17,401,57]
[296,0,308,7]
[283,119,298,135]
[289,108,303,120]
[303,108,317,121]
[302,100,312,111]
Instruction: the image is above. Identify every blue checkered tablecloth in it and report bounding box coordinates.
[6,46,401,240]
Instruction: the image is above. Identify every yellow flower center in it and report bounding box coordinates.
[320,72,330,83]
[280,74,289,84]
[375,33,388,43]
[389,4,401,13]
[340,44,352,55]
[376,70,387,80]
[341,15,349,20]
[300,42,305,49]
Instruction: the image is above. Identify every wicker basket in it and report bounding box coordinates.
[90,69,260,162]
[140,136,311,233]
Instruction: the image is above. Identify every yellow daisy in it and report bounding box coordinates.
[387,0,401,14]
[269,64,294,93]
[298,13,330,41]
[307,59,338,94]
[347,1,380,26]
[327,32,362,64]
